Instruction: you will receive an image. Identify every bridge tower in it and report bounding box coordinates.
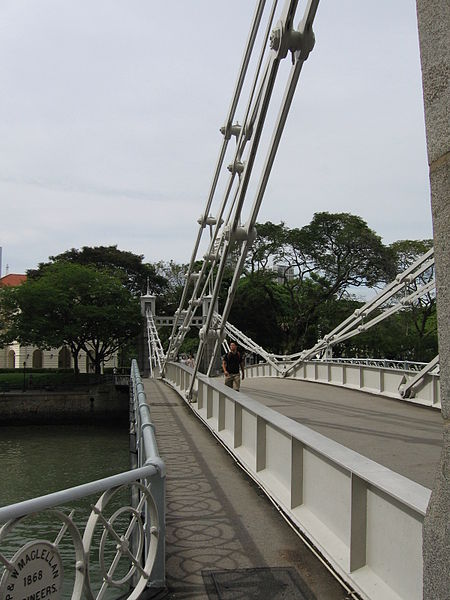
[138,292,156,377]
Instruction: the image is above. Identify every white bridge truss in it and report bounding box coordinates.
[153,244,437,400]
[157,0,436,404]
[161,0,321,398]
[145,308,166,376]
[282,247,438,386]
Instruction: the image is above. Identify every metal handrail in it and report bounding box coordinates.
[0,465,157,525]
[310,357,432,372]
[0,359,166,600]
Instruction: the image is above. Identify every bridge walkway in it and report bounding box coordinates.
[142,378,349,600]
[241,377,442,489]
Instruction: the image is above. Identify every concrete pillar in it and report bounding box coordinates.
[416,2,450,598]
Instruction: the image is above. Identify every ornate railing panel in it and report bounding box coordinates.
[0,360,165,600]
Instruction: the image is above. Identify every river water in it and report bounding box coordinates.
[0,423,131,599]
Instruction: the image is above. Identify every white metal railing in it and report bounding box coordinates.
[163,361,431,600]
[244,359,441,409]
[0,360,165,600]
[309,357,431,372]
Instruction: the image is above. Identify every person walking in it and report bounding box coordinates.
[222,342,245,391]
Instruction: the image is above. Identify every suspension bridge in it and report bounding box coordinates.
[0,1,447,600]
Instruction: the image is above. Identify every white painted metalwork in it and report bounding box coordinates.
[145,307,165,376]
[216,305,437,373]
[307,357,434,372]
[163,360,431,600]
[215,311,284,374]
[244,358,441,408]
[283,248,435,376]
[398,354,440,399]
[0,361,165,600]
[218,247,436,378]
[154,315,204,328]
[153,0,436,408]
[213,304,440,407]
[160,0,321,395]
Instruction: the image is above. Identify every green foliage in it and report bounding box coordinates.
[229,215,436,361]
[230,272,291,353]
[340,308,438,362]
[389,238,436,350]
[29,245,167,297]
[390,238,433,272]
[279,212,395,294]
[246,221,288,273]
[0,216,436,367]
[180,334,199,356]
[154,260,189,315]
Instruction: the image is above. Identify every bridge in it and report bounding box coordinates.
[0,1,448,600]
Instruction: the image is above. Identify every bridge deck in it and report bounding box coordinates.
[241,377,442,489]
[142,378,347,600]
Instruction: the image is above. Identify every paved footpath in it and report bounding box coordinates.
[143,378,350,600]
[241,377,443,489]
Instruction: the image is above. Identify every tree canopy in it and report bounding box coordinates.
[228,216,436,360]
[28,245,167,297]
[0,214,437,367]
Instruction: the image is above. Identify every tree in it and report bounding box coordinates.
[285,212,395,296]
[229,272,291,353]
[154,260,189,315]
[245,221,287,274]
[29,245,167,297]
[391,238,433,273]
[1,262,142,373]
[389,239,436,360]
[267,213,394,351]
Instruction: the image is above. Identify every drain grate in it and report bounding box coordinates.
[202,567,316,600]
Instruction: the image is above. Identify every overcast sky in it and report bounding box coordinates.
[0,1,432,276]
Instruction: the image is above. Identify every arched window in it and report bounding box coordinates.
[58,347,71,369]
[7,350,15,369]
[32,349,43,369]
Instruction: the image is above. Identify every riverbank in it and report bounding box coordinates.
[0,384,129,424]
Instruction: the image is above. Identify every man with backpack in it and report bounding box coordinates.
[222,341,245,391]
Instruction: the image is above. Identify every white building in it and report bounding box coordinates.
[271,264,296,285]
